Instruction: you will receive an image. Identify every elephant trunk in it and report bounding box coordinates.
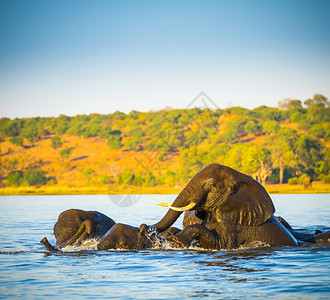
[153,180,204,232]
[40,237,58,252]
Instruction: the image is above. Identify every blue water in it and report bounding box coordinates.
[0,194,329,299]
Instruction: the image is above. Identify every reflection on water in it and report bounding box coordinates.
[0,194,329,299]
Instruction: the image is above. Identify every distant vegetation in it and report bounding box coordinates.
[0,94,329,190]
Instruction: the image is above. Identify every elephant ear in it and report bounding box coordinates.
[215,181,275,226]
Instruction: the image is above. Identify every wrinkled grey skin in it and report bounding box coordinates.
[182,210,203,228]
[41,209,116,251]
[184,210,330,246]
[276,216,330,245]
[143,164,299,250]
[97,223,181,250]
[97,211,199,250]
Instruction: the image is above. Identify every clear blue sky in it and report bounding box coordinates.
[1,0,329,118]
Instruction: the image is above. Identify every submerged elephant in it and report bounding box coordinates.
[97,223,181,250]
[144,163,299,250]
[41,209,116,251]
[276,216,330,245]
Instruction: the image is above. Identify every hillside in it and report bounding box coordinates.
[0,94,329,194]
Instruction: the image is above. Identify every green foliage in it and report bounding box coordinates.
[60,148,72,160]
[244,121,262,136]
[253,106,282,121]
[22,169,48,186]
[296,136,323,170]
[290,110,306,123]
[117,170,135,186]
[124,137,139,151]
[107,130,122,149]
[263,120,280,134]
[308,124,327,139]
[178,147,204,182]
[0,93,329,187]
[7,171,24,186]
[219,119,245,143]
[2,119,23,137]
[82,168,95,177]
[7,169,48,186]
[98,175,110,185]
[51,136,63,150]
[9,137,23,147]
[318,172,330,184]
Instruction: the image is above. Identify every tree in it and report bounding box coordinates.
[107,130,122,149]
[263,120,280,135]
[7,169,47,186]
[21,126,38,146]
[51,136,63,150]
[9,137,23,147]
[7,171,23,186]
[242,145,272,184]
[178,147,203,182]
[23,169,48,186]
[296,136,323,171]
[304,94,329,107]
[124,137,139,151]
[278,99,302,110]
[271,142,297,184]
[244,121,262,136]
[3,119,23,137]
[270,128,299,183]
[219,118,245,143]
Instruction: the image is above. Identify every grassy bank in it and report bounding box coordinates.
[0,182,329,195]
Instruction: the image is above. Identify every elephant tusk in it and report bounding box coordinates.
[151,200,173,207]
[169,202,197,212]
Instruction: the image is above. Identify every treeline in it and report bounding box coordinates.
[0,93,329,187]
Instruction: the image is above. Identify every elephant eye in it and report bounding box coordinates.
[232,184,239,194]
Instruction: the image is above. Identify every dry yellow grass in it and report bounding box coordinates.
[1,132,329,195]
[1,182,329,195]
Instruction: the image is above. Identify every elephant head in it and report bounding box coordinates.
[152,163,275,232]
[41,209,116,251]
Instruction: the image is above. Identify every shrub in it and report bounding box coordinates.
[23,169,48,186]
[9,137,23,147]
[60,148,72,160]
[263,120,280,134]
[318,173,330,184]
[288,174,309,185]
[7,169,48,186]
[51,136,63,150]
[288,177,299,185]
[97,175,110,185]
[107,130,122,149]
[7,171,24,186]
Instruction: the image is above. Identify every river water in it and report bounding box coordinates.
[0,194,329,299]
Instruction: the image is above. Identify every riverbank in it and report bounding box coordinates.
[0,181,329,195]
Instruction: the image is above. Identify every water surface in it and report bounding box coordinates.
[0,194,329,299]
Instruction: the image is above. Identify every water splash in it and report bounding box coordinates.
[61,239,99,252]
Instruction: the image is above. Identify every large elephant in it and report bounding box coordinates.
[97,223,181,250]
[41,209,116,251]
[144,163,299,250]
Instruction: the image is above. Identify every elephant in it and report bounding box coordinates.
[182,210,203,228]
[276,216,330,245]
[183,210,329,247]
[41,209,116,251]
[97,223,181,250]
[143,163,299,250]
